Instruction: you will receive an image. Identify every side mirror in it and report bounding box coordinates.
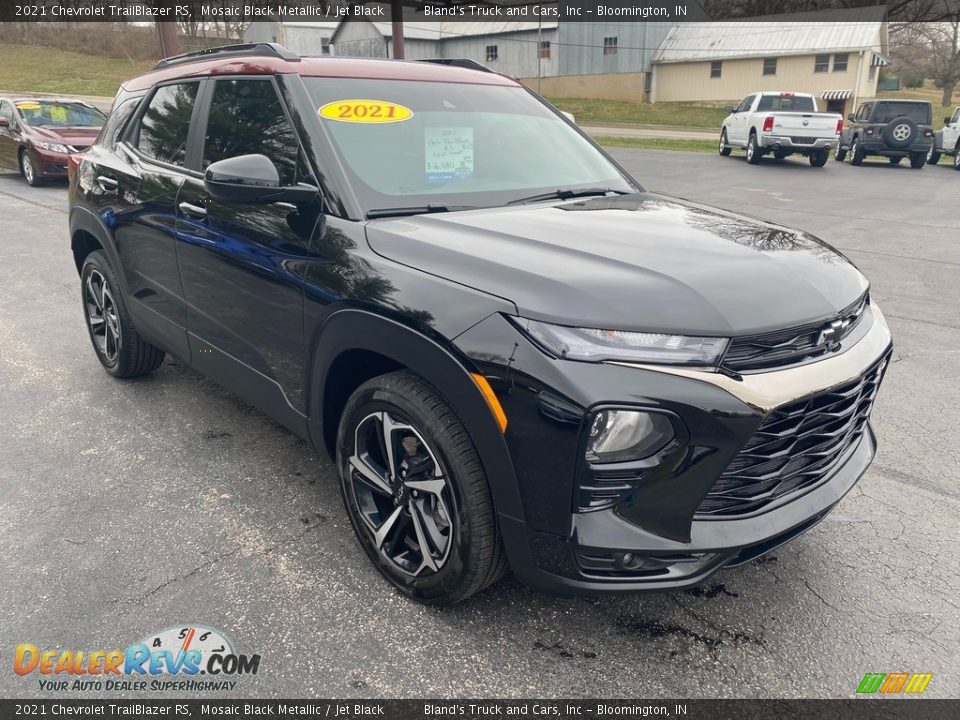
[204,154,319,205]
[724,106,734,114]
[946,116,952,125]
[847,114,856,122]
[0,117,9,128]
[560,110,576,124]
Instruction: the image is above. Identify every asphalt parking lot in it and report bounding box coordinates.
[0,150,957,699]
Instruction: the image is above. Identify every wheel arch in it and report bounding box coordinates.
[308,309,524,522]
[70,206,123,283]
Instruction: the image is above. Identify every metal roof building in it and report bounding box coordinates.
[651,5,888,110]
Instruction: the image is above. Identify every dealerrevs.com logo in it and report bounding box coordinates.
[14,625,261,693]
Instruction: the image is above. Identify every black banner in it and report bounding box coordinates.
[0,700,958,720]
[1,0,959,24]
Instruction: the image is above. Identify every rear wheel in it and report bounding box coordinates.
[809,149,829,167]
[910,152,926,169]
[850,137,865,165]
[337,371,508,605]
[927,144,941,164]
[81,250,165,378]
[746,133,762,164]
[718,129,732,156]
[19,149,41,187]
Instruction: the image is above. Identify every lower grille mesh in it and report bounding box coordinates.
[696,350,890,517]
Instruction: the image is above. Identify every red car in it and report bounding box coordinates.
[0,97,106,185]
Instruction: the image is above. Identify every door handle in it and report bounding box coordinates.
[178,201,207,219]
[96,176,118,193]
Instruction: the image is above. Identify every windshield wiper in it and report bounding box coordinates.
[506,187,629,206]
[366,204,477,219]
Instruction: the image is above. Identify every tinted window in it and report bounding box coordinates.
[137,82,199,166]
[98,97,140,149]
[756,95,815,112]
[873,102,931,124]
[203,78,300,186]
[0,101,13,124]
[735,95,754,113]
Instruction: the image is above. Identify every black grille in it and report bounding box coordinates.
[696,350,890,517]
[723,293,869,372]
[577,466,647,512]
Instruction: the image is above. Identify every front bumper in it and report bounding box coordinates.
[29,147,70,177]
[455,304,892,595]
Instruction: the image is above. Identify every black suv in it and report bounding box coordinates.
[836,99,934,167]
[69,45,892,604]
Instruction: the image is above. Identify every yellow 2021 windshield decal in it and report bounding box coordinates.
[319,100,413,124]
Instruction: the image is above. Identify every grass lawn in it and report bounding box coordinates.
[877,80,957,118]
[0,44,152,97]
[550,98,727,129]
[595,137,716,153]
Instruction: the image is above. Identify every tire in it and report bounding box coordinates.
[882,116,918,148]
[809,149,828,167]
[850,137,865,166]
[80,250,165,378]
[889,156,903,165]
[19,149,41,187]
[910,152,926,169]
[718,129,732,156]
[746,133,762,164]
[927,144,941,165]
[954,147,960,170]
[337,371,508,605]
[835,144,847,162]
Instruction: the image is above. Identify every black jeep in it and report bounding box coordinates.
[836,99,934,168]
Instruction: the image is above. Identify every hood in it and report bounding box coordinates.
[365,193,869,336]
[28,125,100,148]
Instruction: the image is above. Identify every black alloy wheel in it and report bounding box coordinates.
[337,371,507,604]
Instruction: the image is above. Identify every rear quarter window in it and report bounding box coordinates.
[873,102,931,125]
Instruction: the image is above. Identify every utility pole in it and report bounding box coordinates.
[391,0,405,59]
[537,12,542,93]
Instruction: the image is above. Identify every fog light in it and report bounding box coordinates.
[586,410,674,464]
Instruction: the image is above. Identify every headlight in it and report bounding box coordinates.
[520,318,729,367]
[587,410,674,463]
[35,142,70,154]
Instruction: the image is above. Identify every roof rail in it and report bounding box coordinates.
[418,58,493,73]
[153,43,300,70]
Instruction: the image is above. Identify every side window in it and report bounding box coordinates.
[98,97,141,149]
[203,78,300,186]
[137,82,199,166]
[736,95,754,113]
[951,108,960,124]
[856,103,871,121]
[0,101,13,123]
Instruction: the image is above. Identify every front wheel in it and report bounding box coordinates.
[954,148,960,170]
[337,371,508,605]
[910,152,926,169]
[19,149,41,187]
[718,130,732,156]
[746,134,762,164]
[835,145,847,162]
[927,145,941,164]
[81,251,165,378]
[809,149,829,167]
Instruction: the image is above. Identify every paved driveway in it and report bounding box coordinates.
[0,150,957,699]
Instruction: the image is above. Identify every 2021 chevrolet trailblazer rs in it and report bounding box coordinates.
[69,43,892,604]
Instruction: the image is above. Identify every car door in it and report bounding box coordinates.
[101,81,203,360]
[174,76,322,416]
[846,102,871,144]
[944,107,960,151]
[728,95,754,145]
[0,100,19,169]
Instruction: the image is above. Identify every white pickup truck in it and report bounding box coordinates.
[719,91,843,167]
[928,106,960,169]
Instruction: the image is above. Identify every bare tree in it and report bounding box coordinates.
[892,5,960,105]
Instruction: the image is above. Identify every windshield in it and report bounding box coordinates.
[15,100,106,128]
[756,95,816,112]
[303,78,635,213]
[873,102,931,124]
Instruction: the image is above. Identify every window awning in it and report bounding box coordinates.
[822,90,852,100]
[871,53,890,67]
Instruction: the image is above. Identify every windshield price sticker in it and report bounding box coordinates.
[425,127,474,182]
[319,99,413,124]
